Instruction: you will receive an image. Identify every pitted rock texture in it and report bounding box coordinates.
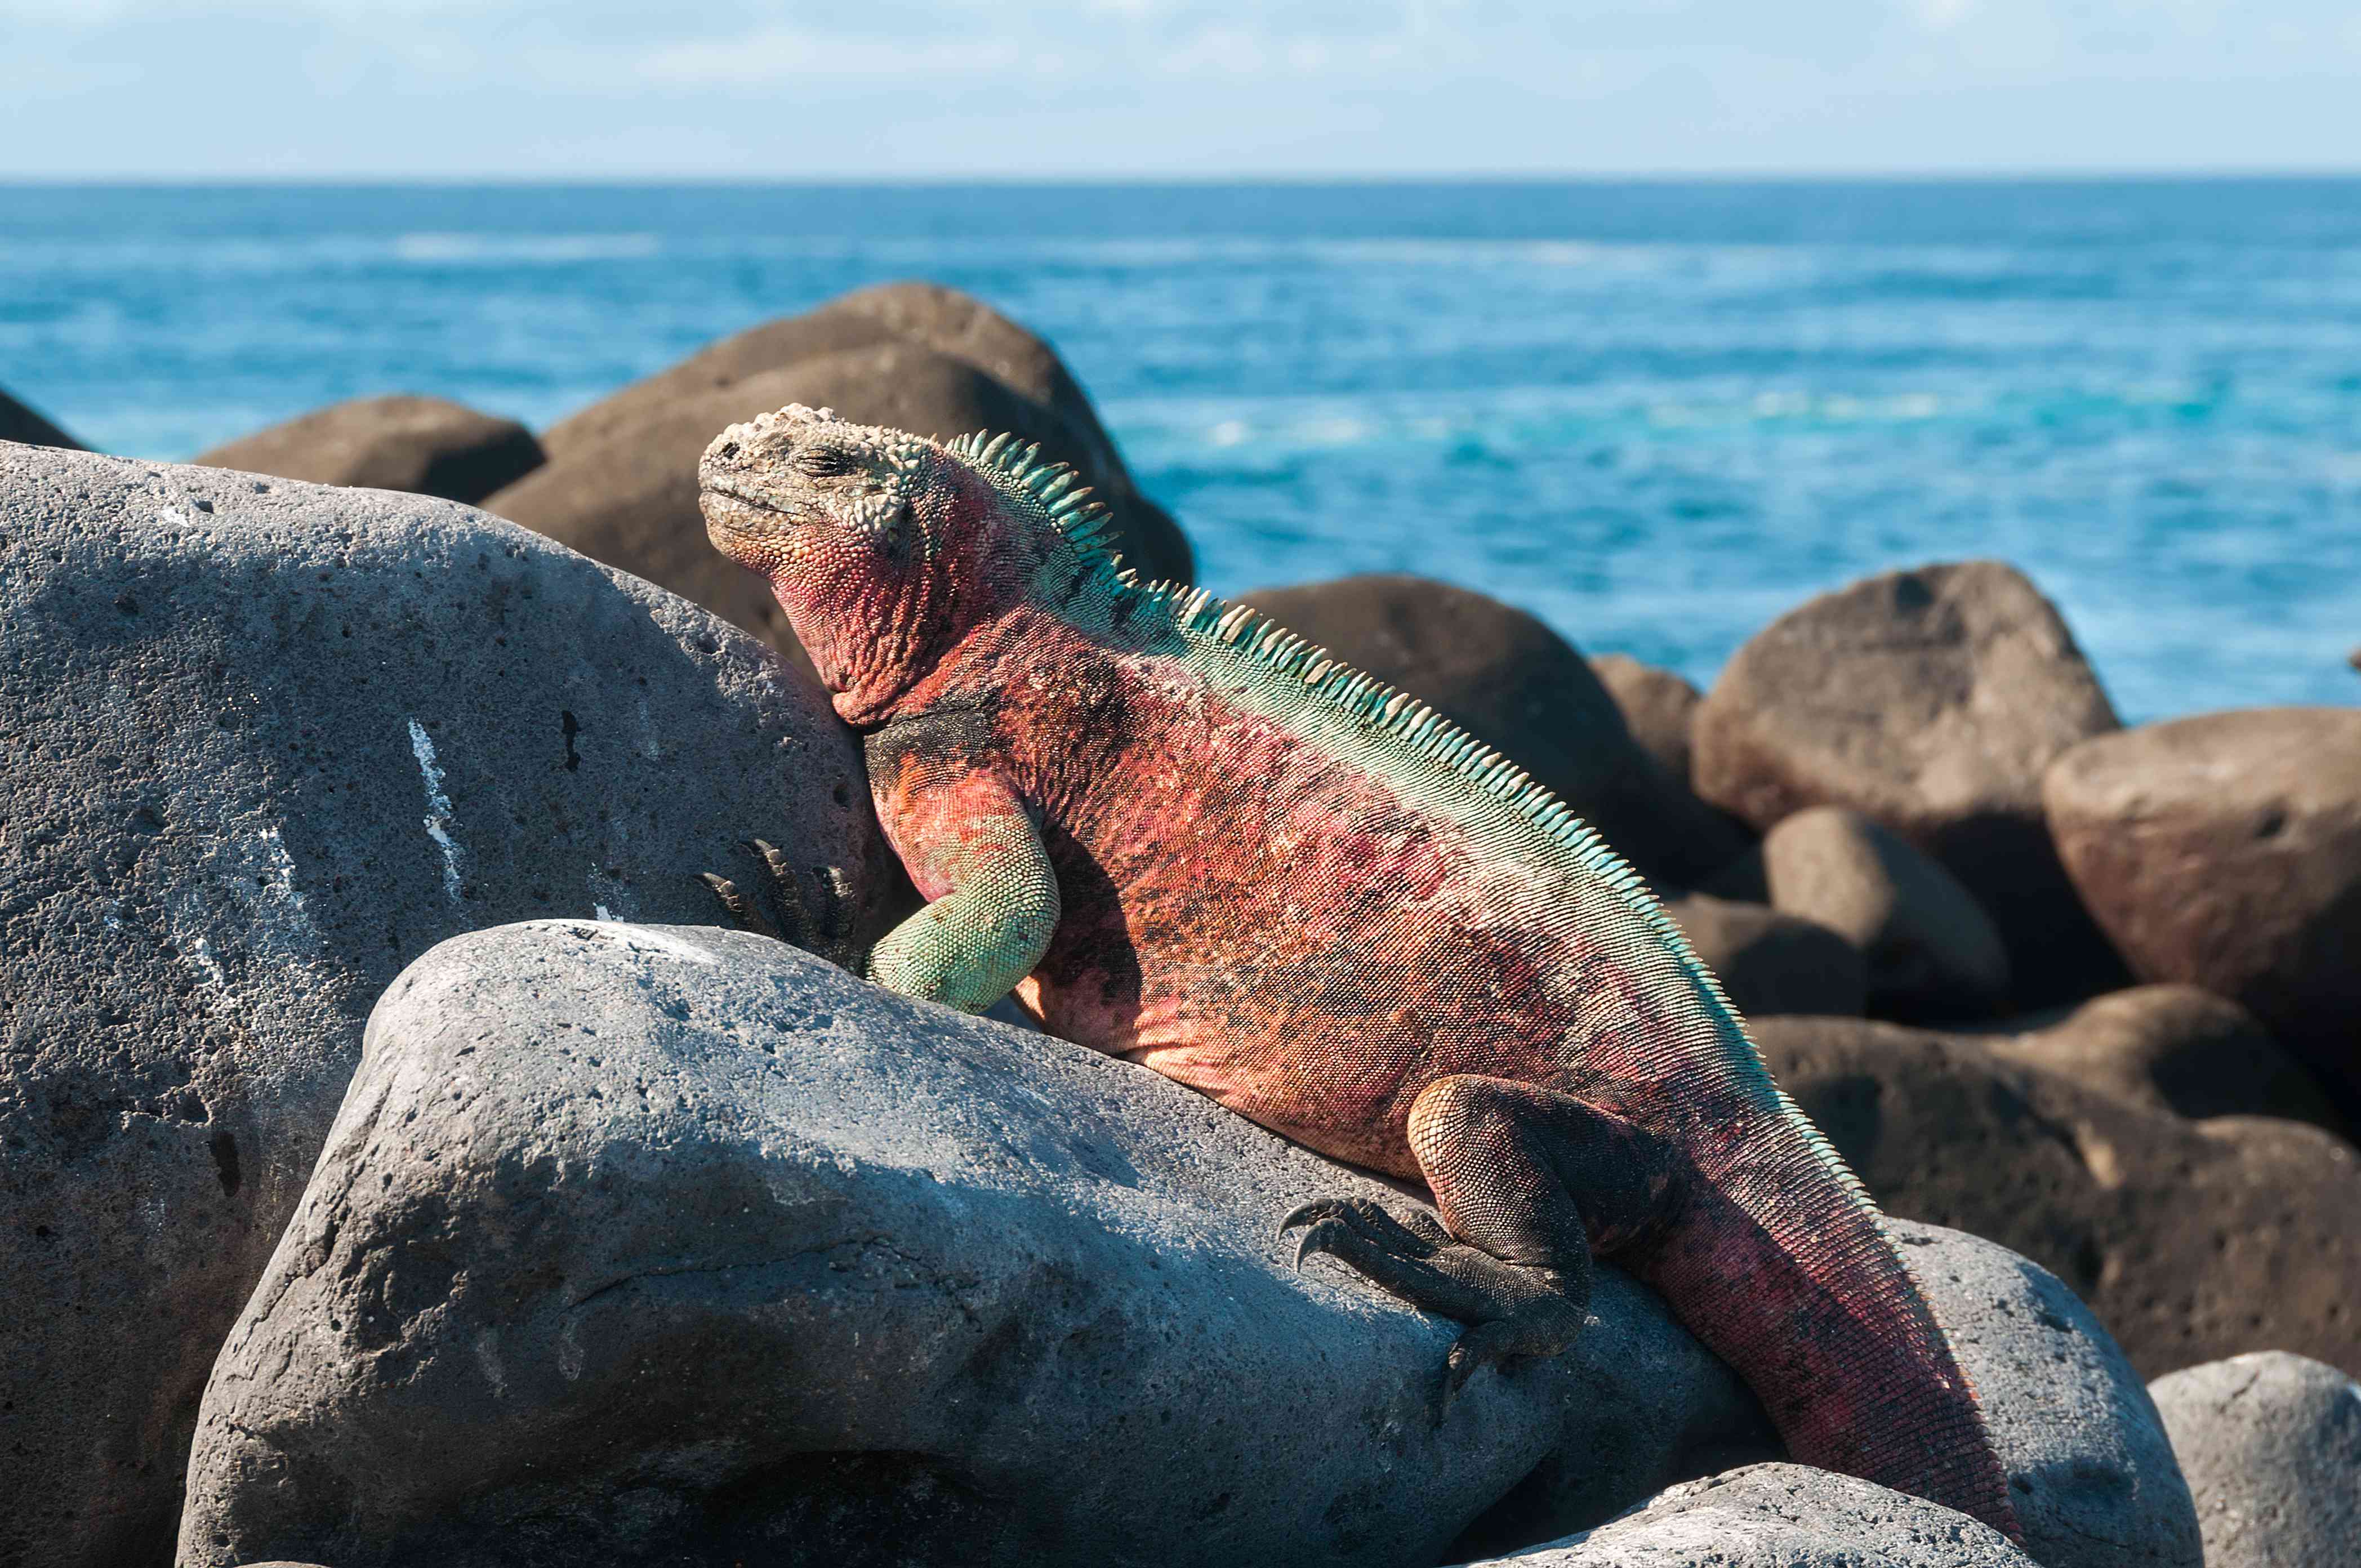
[1451,1463,2035,1567]
[1692,562,2124,1005]
[1756,1017,2361,1384]
[1970,986,2346,1137]
[176,921,1765,1568]
[2149,1352,2361,1568]
[194,394,546,505]
[2043,707,2361,1106]
[1461,1221,2197,1568]
[487,282,1190,670]
[0,443,881,1568]
[1663,893,1868,1017]
[1881,1221,2198,1568]
[1706,806,2011,1022]
[1237,574,1753,888]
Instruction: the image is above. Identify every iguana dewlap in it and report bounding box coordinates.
[696,404,2021,1542]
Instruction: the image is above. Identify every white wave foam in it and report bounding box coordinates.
[393,233,662,264]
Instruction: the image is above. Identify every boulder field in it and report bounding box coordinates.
[1691,560,2127,1008]
[178,920,2195,1568]
[5,289,2356,1565]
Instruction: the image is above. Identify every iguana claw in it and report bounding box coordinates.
[698,844,865,972]
[1275,1191,1585,1424]
[697,871,784,941]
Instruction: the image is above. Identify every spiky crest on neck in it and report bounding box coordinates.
[939,424,1847,1188]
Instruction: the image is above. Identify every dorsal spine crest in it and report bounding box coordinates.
[942,425,1847,1157]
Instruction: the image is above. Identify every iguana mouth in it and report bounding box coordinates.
[699,480,802,524]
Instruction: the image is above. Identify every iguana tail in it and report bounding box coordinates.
[1635,1122,2024,1543]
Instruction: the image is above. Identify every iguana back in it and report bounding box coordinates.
[697,405,2021,1542]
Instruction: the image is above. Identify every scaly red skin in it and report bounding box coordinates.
[698,406,2023,1543]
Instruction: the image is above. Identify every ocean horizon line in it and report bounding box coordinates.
[7,168,2361,190]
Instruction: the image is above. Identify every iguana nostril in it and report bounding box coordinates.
[718,442,740,460]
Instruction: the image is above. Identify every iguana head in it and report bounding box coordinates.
[700,404,1080,724]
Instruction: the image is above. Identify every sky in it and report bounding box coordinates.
[3,0,2358,178]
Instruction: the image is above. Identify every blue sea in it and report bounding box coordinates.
[5,180,2358,723]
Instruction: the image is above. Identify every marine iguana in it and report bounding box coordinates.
[695,404,2023,1541]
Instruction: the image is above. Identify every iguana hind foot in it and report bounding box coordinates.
[1282,1076,1688,1419]
[1279,1192,1587,1420]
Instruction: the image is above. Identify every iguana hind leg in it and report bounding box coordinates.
[1281,1076,1674,1418]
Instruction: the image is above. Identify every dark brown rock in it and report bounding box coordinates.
[1588,652,1703,785]
[546,282,1173,566]
[1664,893,1867,1017]
[499,283,1191,663]
[2042,708,2361,1107]
[1238,576,1754,888]
[1970,986,2347,1137]
[1708,805,2010,1022]
[2,385,83,449]
[1753,1015,2361,1382]
[194,394,545,504]
[1692,561,2126,1007]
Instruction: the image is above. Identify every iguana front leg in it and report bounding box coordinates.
[705,765,1058,1012]
[865,766,1061,1013]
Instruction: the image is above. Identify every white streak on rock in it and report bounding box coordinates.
[407,717,465,903]
[185,934,230,1003]
[585,865,639,923]
[256,826,305,911]
[636,695,662,760]
[473,1329,509,1399]
[557,1317,585,1381]
[157,506,188,526]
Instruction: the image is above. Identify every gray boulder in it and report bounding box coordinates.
[177,921,1764,1568]
[1885,1221,2199,1568]
[1692,562,2125,1005]
[0,443,881,1568]
[193,394,546,505]
[1453,1463,2035,1567]
[2148,1352,2361,1568]
[176,918,2203,1568]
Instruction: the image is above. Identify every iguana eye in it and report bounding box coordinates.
[795,447,861,480]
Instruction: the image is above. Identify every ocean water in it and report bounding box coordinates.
[5,180,2358,723]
